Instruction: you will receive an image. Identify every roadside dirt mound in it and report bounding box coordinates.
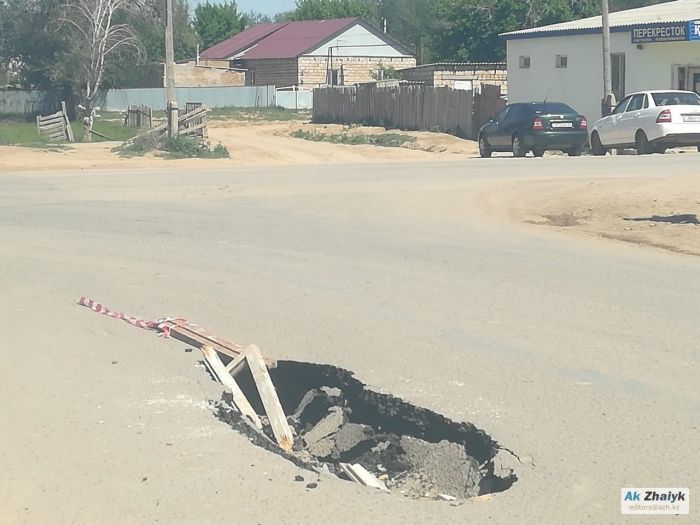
[483,173,700,257]
[0,119,474,173]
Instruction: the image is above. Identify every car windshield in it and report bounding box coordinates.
[651,92,700,106]
[529,103,576,115]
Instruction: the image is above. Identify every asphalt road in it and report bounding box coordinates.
[1,155,697,524]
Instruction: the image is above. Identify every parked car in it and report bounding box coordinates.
[478,102,589,158]
[590,90,700,155]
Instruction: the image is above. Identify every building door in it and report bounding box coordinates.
[611,53,625,102]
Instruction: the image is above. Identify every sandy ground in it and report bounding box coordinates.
[481,155,700,256]
[1,158,698,524]
[0,119,475,172]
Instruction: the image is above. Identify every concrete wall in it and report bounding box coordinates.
[276,90,313,110]
[0,89,55,115]
[299,56,417,87]
[197,59,232,69]
[400,64,507,94]
[507,32,700,122]
[306,23,411,58]
[100,86,276,111]
[173,64,245,87]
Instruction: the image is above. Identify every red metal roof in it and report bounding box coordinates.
[200,18,361,61]
[200,22,287,60]
[241,18,359,59]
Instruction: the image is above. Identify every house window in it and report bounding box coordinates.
[612,53,625,101]
[519,56,531,69]
[555,55,568,68]
[327,68,344,86]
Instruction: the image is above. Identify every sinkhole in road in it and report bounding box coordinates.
[214,360,518,500]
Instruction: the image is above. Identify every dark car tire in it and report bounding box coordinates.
[590,132,607,156]
[512,135,527,157]
[532,148,545,157]
[478,135,492,158]
[635,130,652,155]
[568,146,583,157]
[654,145,667,154]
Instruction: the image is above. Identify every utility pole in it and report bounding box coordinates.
[601,0,615,117]
[165,0,178,137]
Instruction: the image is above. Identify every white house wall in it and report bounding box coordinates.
[507,32,700,122]
[306,24,410,58]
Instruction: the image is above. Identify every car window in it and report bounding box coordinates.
[504,105,522,122]
[493,107,508,123]
[643,95,649,109]
[503,105,520,122]
[611,97,631,115]
[651,92,700,106]
[531,103,576,114]
[626,94,645,112]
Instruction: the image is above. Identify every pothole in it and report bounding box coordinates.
[214,360,518,501]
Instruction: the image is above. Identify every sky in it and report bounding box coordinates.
[190,0,297,17]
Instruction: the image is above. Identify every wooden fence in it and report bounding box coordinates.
[313,84,505,140]
[130,104,208,145]
[36,101,74,143]
[124,105,152,128]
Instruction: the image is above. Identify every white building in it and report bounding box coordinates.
[502,0,700,121]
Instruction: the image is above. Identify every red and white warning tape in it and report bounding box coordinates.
[77,297,187,338]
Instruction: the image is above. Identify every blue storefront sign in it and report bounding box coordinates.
[690,20,700,40]
[632,20,700,43]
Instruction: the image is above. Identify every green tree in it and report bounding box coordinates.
[380,0,439,63]
[194,1,245,50]
[290,0,380,24]
[431,0,616,62]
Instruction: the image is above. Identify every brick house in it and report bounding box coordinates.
[199,18,416,88]
[399,63,508,96]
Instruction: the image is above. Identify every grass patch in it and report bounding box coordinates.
[290,129,416,148]
[209,106,310,122]
[0,116,139,146]
[112,134,229,160]
[161,136,230,159]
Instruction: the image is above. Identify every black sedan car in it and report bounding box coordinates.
[478,102,589,157]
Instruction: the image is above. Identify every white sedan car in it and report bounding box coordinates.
[590,90,700,155]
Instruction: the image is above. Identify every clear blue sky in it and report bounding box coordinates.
[190,0,296,16]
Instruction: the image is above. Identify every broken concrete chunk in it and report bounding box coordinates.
[399,436,481,499]
[320,386,342,397]
[302,409,346,446]
[333,423,370,454]
[307,436,335,458]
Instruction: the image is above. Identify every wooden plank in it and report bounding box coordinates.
[39,116,64,127]
[90,129,114,141]
[41,122,66,132]
[339,463,390,493]
[224,352,248,376]
[244,345,294,452]
[201,345,262,429]
[62,102,74,143]
[179,122,207,136]
[38,111,63,122]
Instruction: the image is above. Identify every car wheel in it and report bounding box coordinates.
[654,145,667,154]
[512,135,527,157]
[635,130,652,155]
[590,132,607,156]
[568,146,583,157]
[478,135,492,158]
[532,148,545,157]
